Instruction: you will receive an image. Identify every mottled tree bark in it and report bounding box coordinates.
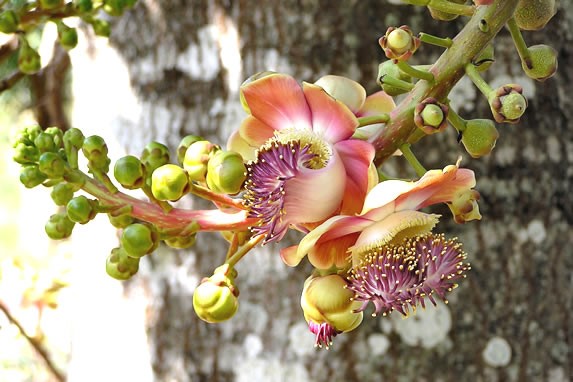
[99,1,572,381]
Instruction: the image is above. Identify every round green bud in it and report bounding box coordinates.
[206,151,246,195]
[18,39,41,75]
[57,24,78,51]
[121,223,158,258]
[103,0,127,16]
[500,93,527,121]
[427,0,465,21]
[24,125,43,142]
[141,141,170,173]
[34,132,57,153]
[89,18,111,37]
[522,44,558,82]
[114,155,145,189]
[461,119,499,158]
[63,128,85,150]
[45,213,75,240]
[20,165,48,188]
[420,104,444,128]
[164,234,196,249]
[38,152,66,179]
[82,135,110,171]
[387,28,411,53]
[151,164,190,201]
[107,212,133,229]
[13,143,39,164]
[177,135,204,165]
[514,0,555,31]
[377,60,412,96]
[39,0,64,9]
[193,266,239,323]
[0,10,19,34]
[51,183,75,206]
[44,127,65,149]
[73,0,93,13]
[106,247,140,280]
[183,140,220,182]
[66,195,97,224]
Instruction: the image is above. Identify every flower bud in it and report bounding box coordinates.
[114,155,145,189]
[141,141,170,173]
[164,234,197,249]
[377,60,413,96]
[514,0,556,31]
[13,143,39,164]
[73,0,93,13]
[45,127,65,149]
[183,140,220,182]
[89,18,111,38]
[45,213,75,240]
[18,38,41,75]
[448,189,482,223]
[522,44,558,82]
[473,44,495,72]
[0,10,19,34]
[51,183,75,206]
[34,132,57,153]
[82,135,110,172]
[20,165,47,188]
[193,264,239,323]
[177,135,204,165]
[63,128,85,150]
[106,247,140,280]
[461,119,499,158]
[151,164,190,201]
[57,22,78,51]
[379,25,420,62]
[314,75,366,113]
[39,0,64,9]
[66,195,97,224]
[120,223,159,258]
[103,0,127,16]
[38,152,66,179]
[414,98,449,135]
[107,212,133,229]
[300,274,363,348]
[488,84,527,124]
[206,150,246,195]
[428,0,466,21]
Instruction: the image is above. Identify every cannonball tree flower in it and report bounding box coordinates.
[228,73,393,244]
[281,161,481,269]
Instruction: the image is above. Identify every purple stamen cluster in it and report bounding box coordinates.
[308,321,339,349]
[346,233,469,317]
[243,140,315,244]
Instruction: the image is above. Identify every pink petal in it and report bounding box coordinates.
[239,115,275,147]
[241,73,312,131]
[334,139,375,215]
[360,179,416,218]
[280,245,300,267]
[314,75,366,114]
[303,82,359,142]
[308,233,359,269]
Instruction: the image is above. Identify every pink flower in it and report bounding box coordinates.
[282,162,481,269]
[228,73,384,243]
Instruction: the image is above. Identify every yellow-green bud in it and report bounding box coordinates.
[489,85,527,124]
[0,10,19,34]
[183,140,220,182]
[82,135,110,172]
[164,234,197,249]
[501,93,527,121]
[151,164,190,201]
[57,23,78,51]
[45,127,65,149]
[39,0,64,9]
[89,18,111,37]
[106,247,140,280]
[461,119,499,158]
[63,128,85,150]
[514,0,556,31]
[20,165,48,188]
[414,98,449,134]
[421,104,444,127]
[120,223,158,258]
[34,132,57,153]
[522,44,558,82]
[45,213,75,240]
[377,60,413,96]
[73,0,93,13]
[114,155,145,189]
[66,195,97,224]
[51,183,75,206]
[427,0,465,21]
[103,0,126,16]
[13,143,39,164]
[177,135,204,165]
[38,152,66,179]
[206,150,246,195]
[18,39,41,75]
[379,25,420,61]
[107,212,133,229]
[387,29,411,54]
[193,264,239,323]
[141,141,170,173]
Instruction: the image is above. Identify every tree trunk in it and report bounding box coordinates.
[76,1,572,381]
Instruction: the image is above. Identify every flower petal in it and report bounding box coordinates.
[238,115,276,147]
[308,232,359,269]
[314,75,366,113]
[334,139,375,215]
[280,245,300,267]
[360,179,416,218]
[226,130,258,162]
[241,73,312,131]
[303,82,359,142]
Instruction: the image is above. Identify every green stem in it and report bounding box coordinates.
[396,61,435,83]
[506,17,532,69]
[89,166,119,194]
[358,114,390,127]
[399,144,427,177]
[380,74,415,92]
[400,0,475,16]
[419,32,453,49]
[464,63,493,98]
[447,106,468,132]
[226,235,265,267]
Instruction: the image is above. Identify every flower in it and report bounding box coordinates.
[229,73,383,244]
[346,233,470,317]
[282,161,480,269]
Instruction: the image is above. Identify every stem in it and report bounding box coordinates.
[0,300,66,382]
[464,63,493,98]
[396,61,435,82]
[427,0,475,16]
[358,114,390,127]
[400,144,427,177]
[506,17,532,69]
[0,71,26,93]
[188,183,246,211]
[447,107,468,132]
[225,235,265,267]
[419,32,453,49]
[380,74,414,92]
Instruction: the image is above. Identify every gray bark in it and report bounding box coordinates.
[101,1,572,381]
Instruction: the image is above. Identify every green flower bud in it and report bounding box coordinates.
[103,0,127,16]
[106,247,140,280]
[514,0,556,31]
[57,23,78,51]
[34,132,57,153]
[193,264,239,323]
[164,234,196,249]
[151,164,190,201]
[82,135,110,172]
[379,25,420,62]
[44,127,65,149]
[488,84,527,124]
[38,152,66,179]
[63,128,85,150]
[183,140,220,182]
[24,125,43,142]
[177,135,204,165]
[51,183,75,206]
[73,0,93,13]
[107,212,133,229]
[461,119,499,158]
[13,143,39,164]
[206,150,246,195]
[18,39,41,75]
[414,98,449,135]
[39,0,64,9]
[141,141,170,173]
[66,195,97,224]
[20,165,48,188]
[45,213,75,240]
[121,223,158,258]
[427,0,465,21]
[89,18,111,37]
[377,60,412,96]
[501,93,527,121]
[522,44,558,82]
[114,155,145,189]
[473,44,495,72]
[0,10,19,34]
